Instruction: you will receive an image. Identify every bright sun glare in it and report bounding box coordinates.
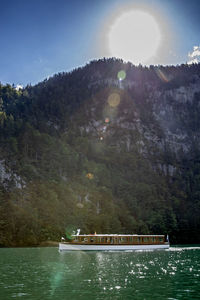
[108,10,161,65]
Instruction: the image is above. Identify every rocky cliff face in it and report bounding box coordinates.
[68,64,200,178]
[0,59,200,245]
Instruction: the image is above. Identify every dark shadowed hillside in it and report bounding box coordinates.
[0,58,200,246]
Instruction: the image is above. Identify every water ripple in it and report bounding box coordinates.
[0,247,199,299]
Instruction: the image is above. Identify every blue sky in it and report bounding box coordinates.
[1,0,200,86]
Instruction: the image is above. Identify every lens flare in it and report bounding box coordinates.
[77,203,84,209]
[50,272,63,296]
[117,70,126,81]
[108,93,120,107]
[105,118,110,123]
[65,225,76,240]
[86,173,94,180]
[155,68,169,82]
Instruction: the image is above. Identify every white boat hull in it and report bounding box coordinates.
[59,243,169,251]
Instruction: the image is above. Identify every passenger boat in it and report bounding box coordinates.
[59,231,169,251]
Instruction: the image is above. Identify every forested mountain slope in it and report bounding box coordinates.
[0,58,200,246]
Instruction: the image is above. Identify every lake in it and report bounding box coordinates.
[0,246,199,299]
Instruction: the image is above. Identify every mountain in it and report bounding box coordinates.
[0,58,200,246]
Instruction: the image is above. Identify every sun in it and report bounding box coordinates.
[108,10,161,65]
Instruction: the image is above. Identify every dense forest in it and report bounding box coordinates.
[0,58,200,246]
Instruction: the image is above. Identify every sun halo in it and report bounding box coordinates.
[108,10,161,65]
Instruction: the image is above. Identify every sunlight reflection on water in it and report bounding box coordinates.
[0,246,199,299]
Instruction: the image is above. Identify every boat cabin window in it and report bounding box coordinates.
[119,237,128,243]
[70,235,164,245]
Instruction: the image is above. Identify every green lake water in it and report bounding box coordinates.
[0,246,199,299]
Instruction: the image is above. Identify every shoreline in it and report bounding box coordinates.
[0,240,59,248]
[1,243,200,249]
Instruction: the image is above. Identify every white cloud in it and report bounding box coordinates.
[189,47,200,58]
[188,58,199,65]
[187,46,200,64]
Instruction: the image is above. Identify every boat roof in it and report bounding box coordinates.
[72,234,165,237]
